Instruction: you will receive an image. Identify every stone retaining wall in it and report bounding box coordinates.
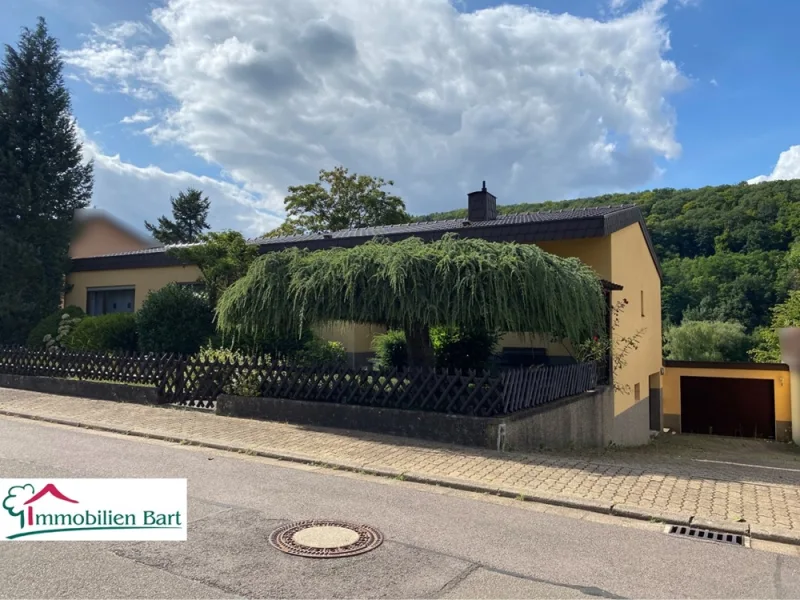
[217,387,614,451]
[0,374,158,405]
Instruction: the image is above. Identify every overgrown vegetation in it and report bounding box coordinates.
[419,180,800,361]
[217,234,606,367]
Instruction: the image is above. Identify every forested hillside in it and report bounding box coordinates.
[418,180,800,343]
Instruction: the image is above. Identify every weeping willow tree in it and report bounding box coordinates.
[217,234,607,367]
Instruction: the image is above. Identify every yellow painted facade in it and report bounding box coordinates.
[314,322,388,355]
[662,365,791,425]
[608,224,663,417]
[65,265,202,312]
[537,225,663,417]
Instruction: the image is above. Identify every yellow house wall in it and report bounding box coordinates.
[608,224,663,417]
[65,265,202,311]
[662,366,791,424]
[69,218,152,259]
[314,322,387,354]
[536,237,612,280]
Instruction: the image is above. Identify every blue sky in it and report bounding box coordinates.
[2,0,798,234]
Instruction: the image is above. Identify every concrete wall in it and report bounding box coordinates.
[65,265,202,312]
[501,387,614,451]
[216,387,614,452]
[70,218,153,259]
[662,361,791,441]
[0,374,158,405]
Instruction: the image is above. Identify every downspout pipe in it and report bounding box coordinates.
[778,328,800,444]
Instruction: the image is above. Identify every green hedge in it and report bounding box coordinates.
[26,306,85,349]
[67,313,138,353]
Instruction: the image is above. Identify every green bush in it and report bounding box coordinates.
[137,283,215,355]
[371,327,499,371]
[66,313,138,352]
[664,320,752,362]
[371,330,408,369]
[295,337,347,366]
[431,326,500,371]
[26,306,84,349]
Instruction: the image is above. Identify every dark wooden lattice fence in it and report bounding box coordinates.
[0,347,598,416]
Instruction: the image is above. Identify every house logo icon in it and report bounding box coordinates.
[2,483,78,529]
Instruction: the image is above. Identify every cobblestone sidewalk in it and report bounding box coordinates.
[2,388,800,542]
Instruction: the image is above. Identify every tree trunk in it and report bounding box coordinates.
[405,324,435,368]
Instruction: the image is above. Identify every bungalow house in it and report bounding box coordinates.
[64,186,662,446]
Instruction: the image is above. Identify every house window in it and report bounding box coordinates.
[86,287,135,316]
[641,290,645,317]
[634,383,641,402]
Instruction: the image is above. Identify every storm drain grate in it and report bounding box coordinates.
[664,524,746,547]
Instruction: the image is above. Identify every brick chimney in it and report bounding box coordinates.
[467,181,497,222]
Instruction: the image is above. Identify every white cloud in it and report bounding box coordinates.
[120,110,153,124]
[64,0,686,222]
[709,78,718,87]
[78,129,283,237]
[749,146,800,184]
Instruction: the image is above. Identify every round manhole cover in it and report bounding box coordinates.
[269,520,383,558]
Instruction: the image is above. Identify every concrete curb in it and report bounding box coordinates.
[1,407,797,546]
[690,517,750,536]
[611,504,693,526]
[749,525,800,545]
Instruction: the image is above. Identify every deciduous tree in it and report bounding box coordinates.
[169,230,258,306]
[262,166,410,237]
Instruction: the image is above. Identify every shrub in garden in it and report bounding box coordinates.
[26,306,84,349]
[196,346,263,396]
[137,283,215,354]
[431,326,500,372]
[66,313,138,352]
[371,330,408,369]
[372,327,499,371]
[295,337,347,366]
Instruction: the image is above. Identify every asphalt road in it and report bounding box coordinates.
[1,416,799,599]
